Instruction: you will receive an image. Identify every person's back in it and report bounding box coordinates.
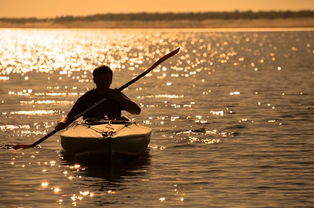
[56,65,140,128]
[66,89,124,120]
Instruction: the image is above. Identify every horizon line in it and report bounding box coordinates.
[1,9,313,20]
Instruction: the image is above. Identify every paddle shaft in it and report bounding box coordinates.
[27,48,180,148]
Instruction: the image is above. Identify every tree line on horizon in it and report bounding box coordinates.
[1,10,314,23]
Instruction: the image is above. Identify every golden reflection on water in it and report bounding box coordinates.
[0,124,30,130]
[41,181,49,188]
[0,29,158,76]
[137,94,184,99]
[0,29,313,207]
[20,100,73,105]
[9,110,56,115]
[53,187,62,193]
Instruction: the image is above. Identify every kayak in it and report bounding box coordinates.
[60,119,152,156]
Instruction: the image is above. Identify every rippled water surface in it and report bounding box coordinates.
[0,28,313,207]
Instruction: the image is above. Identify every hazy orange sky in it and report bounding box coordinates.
[1,0,314,18]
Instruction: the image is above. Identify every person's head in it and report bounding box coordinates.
[92,65,113,89]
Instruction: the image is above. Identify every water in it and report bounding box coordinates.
[0,28,314,207]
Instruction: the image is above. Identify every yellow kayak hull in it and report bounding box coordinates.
[60,121,151,156]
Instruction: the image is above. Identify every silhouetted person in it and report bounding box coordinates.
[56,65,140,129]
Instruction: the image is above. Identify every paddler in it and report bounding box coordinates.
[55,65,141,129]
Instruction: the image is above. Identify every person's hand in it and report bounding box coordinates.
[55,122,67,130]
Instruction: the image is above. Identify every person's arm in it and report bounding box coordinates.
[55,95,87,129]
[114,92,141,115]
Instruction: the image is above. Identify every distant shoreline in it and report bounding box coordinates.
[1,11,314,29]
[1,18,314,29]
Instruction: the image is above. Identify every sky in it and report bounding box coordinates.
[1,0,314,18]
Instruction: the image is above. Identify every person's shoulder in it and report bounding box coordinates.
[78,89,96,100]
[84,89,97,95]
[119,91,127,96]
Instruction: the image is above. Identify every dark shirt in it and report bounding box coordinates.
[67,89,125,120]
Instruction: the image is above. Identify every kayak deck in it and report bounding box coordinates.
[60,120,152,156]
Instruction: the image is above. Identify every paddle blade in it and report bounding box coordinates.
[2,144,33,150]
[13,144,33,149]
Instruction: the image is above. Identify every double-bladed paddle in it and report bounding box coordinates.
[5,48,180,150]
